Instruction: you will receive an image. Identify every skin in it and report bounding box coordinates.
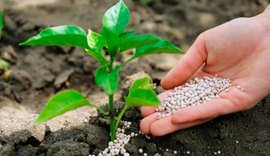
[140,5,270,136]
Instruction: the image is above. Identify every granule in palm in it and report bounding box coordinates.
[156,76,232,118]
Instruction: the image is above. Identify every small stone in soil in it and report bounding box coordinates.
[145,134,151,140]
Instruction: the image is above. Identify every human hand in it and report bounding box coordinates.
[140,6,270,136]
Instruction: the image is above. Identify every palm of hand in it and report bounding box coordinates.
[140,16,270,136]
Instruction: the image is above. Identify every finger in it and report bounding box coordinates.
[161,34,207,89]
[140,112,159,134]
[141,90,173,117]
[150,116,212,136]
[265,4,270,11]
[141,106,157,117]
[171,86,252,124]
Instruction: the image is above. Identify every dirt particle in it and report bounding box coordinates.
[17,145,38,156]
[145,142,157,154]
[0,144,15,156]
[86,125,109,149]
[47,140,89,156]
[54,69,74,88]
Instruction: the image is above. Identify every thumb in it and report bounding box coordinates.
[161,34,207,89]
[265,4,270,11]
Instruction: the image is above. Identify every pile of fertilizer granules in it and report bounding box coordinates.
[89,121,137,156]
[156,76,232,119]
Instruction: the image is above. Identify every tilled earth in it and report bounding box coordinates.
[0,0,270,155]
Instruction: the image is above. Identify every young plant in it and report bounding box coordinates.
[0,58,9,73]
[0,12,10,79]
[0,11,3,39]
[20,0,184,140]
[140,0,153,6]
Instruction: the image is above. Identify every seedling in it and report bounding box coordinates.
[0,57,9,73]
[0,57,10,80]
[20,0,184,140]
[140,0,153,6]
[0,11,3,39]
[0,12,10,79]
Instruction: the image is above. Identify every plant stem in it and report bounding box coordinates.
[108,54,116,140]
[109,55,114,70]
[87,100,109,116]
[109,94,116,140]
[115,104,129,131]
[94,106,109,116]
[120,56,135,67]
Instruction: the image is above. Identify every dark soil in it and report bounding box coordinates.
[0,0,270,155]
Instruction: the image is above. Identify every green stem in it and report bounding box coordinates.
[109,94,116,140]
[87,100,109,116]
[115,104,129,131]
[120,56,135,67]
[108,54,116,140]
[109,55,114,69]
[94,105,109,116]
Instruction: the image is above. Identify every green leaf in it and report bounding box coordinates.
[119,30,137,38]
[134,39,184,58]
[119,33,160,52]
[125,89,160,106]
[95,65,121,95]
[20,25,90,49]
[129,76,155,95]
[126,77,160,107]
[35,90,93,124]
[102,0,130,35]
[119,33,184,59]
[140,0,153,6]
[87,29,104,52]
[101,0,130,55]
[85,29,107,65]
[0,11,3,39]
[101,29,120,55]
[119,33,184,66]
